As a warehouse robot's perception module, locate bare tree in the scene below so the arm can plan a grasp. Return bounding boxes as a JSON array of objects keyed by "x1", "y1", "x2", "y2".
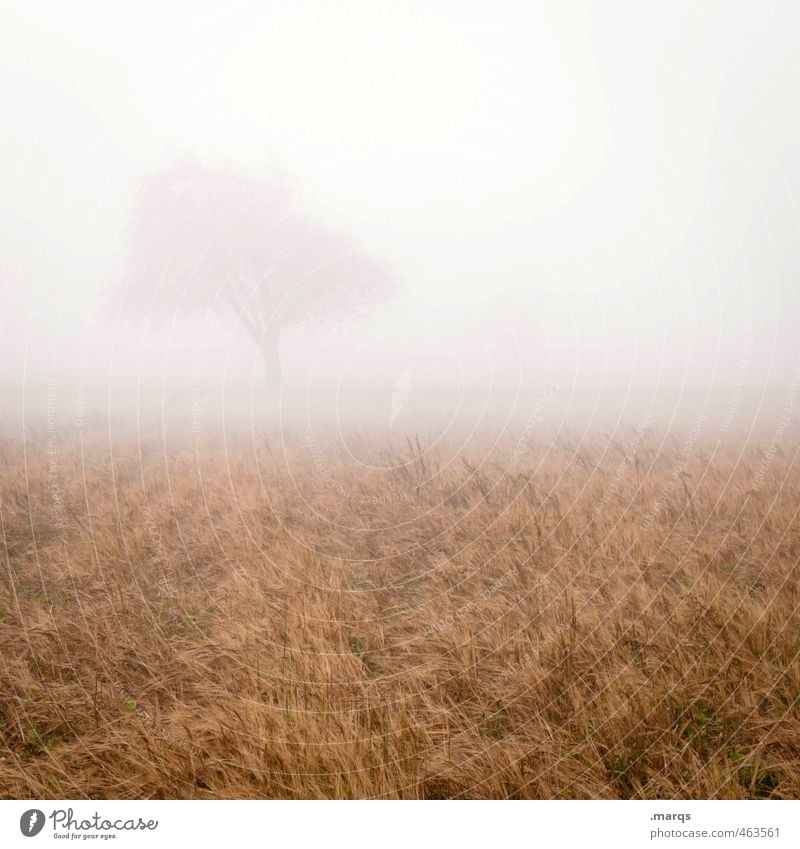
[{"x1": 122, "y1": 160, "x2": 396, "y2": 390}]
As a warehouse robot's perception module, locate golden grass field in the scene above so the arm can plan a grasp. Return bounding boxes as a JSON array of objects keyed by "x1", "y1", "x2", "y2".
[{"x1": 1, "y1": 424, "x2": 799, "y2": 799}]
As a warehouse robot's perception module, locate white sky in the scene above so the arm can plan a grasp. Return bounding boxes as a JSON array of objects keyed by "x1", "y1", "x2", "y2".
[{"x1": 1, "y1": 0, "x2": 799, "y2": 402}]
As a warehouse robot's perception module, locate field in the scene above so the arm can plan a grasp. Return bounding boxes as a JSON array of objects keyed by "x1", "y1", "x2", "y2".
[{"x1": 1, "y1": 424, "x2": 799, "y2": 799}]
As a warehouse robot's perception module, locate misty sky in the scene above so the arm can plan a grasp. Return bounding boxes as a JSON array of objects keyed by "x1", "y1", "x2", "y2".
[{"x1": 1, "y1": 1, "x2": 799, "y2": 404}]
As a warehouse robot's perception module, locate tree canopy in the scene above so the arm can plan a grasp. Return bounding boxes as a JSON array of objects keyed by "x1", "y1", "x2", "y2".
[{"x1": 122, "y1": 160, "x2": 396, "y2": 384}]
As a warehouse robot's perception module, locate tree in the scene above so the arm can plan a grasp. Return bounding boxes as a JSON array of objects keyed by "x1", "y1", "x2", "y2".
[{"x1": 122, "y1": 160, "x2": 395, "y2": 390}]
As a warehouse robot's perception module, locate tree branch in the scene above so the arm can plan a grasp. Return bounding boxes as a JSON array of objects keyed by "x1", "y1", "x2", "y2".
[{"x1": 227, "y1": 278, "x2": 262, "y2": 343}]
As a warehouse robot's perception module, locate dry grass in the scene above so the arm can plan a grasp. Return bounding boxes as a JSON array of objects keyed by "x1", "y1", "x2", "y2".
[{"x1": 1, "y1": 424, "x2": 799, "y2": 799}]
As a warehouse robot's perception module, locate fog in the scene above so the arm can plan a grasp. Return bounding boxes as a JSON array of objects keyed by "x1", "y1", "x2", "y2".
[{"x1": 1, "y1": 1, "x2": 799, "y2": 432}]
